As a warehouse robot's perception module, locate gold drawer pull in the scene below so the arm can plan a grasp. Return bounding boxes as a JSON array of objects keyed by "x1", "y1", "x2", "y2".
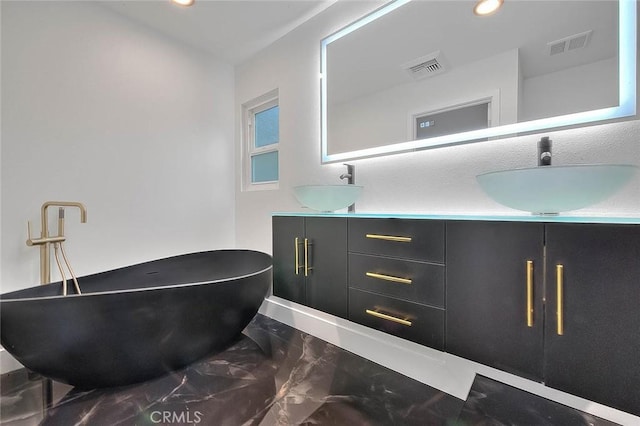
[
  {"x1": 526, "y1": 260, "x2": 534, "y2": 327},
  {"x1": 365, "y1": 234, "x2": 412, "y2": 243},
  {"x1": 365, "y1": 309, "x2": 412, "y2": 327},
  {"x1": 366, "y1": 272, "x2": 412, "y2": 285},
  {"x1": 556, "y1": 264, "x2": 564, "y2": 336}
]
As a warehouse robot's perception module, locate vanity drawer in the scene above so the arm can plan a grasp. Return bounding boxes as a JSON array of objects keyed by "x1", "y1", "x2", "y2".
[
  {"x1": 349, "y1": 288, "x2": 444, "y2": 350},
  {"x1": 348, "y1": 218, "x2": 444, "y2": 263},
  {"x1": 349, "y1": 253, "x2": 444, "y2": 307}
]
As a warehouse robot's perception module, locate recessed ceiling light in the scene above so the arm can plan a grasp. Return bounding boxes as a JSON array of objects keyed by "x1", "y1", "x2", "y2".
[
  {"x1": 172, "y1": 0, "x2": 195, "y2": 6},
  {"x1": 474, "y1": 0, "x2": 503, "y2": 16}
]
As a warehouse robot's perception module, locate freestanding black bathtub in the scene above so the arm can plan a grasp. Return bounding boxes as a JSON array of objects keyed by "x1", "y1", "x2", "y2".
[{"x1": 0, "y1": 250, "x2": 272, "y2": 389}]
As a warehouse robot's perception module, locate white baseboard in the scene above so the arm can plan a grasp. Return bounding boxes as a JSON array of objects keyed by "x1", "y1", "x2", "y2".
[{"x1": 259, "y1": 296, "x2": 640, "y2": 426}]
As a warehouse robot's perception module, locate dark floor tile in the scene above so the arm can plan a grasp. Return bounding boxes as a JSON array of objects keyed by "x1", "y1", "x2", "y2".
[
  {"x1": 1, "y1": 315, "x2": 620, "y2": 426},
  {"x1": 245, "y1": 314, "x2": 306, "y2": 351},
  {"x1": 38, "y1": 334, "x2": 279, "y2": 426},
  {"x1": 301, "y1": 399, "x2": 383, "y2": 425},
  {"x1": 458, "y1": 375, "x2": 620, "y2": 426},
  {"x1": 326, "y1": 352, "x2": 464, "y2": 426}
]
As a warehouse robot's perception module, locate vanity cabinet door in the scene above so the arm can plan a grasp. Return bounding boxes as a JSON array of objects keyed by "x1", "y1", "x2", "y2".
[
  {"x1": 446, "y1": 221, "x2": 545, "y2": 381},
  {"x1": 544, "y1": 224, "x2": 640, "y2": 417},
  {"x1": 304, "y1": 217, "x2": 348, "y2": 318},
  {"x1": 272, "y1": 216, "x2": 305, "y2": 304},
  {"x1": 272, "y1": 216, "x2": 348, "y2": 319}
]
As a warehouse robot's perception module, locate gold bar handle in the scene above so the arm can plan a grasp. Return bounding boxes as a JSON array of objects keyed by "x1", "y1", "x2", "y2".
[
  {"x1": 365, "y1": 309, "x2": 412, "y2": 326},
  {"x1": 304, "y1": 238, "x2": 313, "y2": 277},
  {"x1": 366, "y1": 272, "x2": 412, "y2": 285},
  {"x1": 526, "y1": 260, "x2": 534, "y2": 327},
  {"x1": 365, "y1": 234, "x2": 412, "y2": 243},
  {"x1": 294, "y1": 237, "x2": 301, "y2": 275},
  {"x1": 556, "y1": 264, "x2": 564, "y2": 335}
]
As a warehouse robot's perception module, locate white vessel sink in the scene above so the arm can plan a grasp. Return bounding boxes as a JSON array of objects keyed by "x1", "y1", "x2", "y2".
[
  {"x1": 476, "y1": 164, "x2": 638, "y2": 214},
  {"x1": 293, "y1": 185, "x2": 363, "y2": 212}
]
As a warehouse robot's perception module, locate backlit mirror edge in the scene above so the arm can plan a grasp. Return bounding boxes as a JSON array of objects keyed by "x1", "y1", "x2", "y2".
[{"x1": 320, "y1": 0, "x2": 637, "y2": 164}]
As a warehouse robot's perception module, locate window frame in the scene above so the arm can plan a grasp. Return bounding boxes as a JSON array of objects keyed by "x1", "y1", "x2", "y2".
[{"x1": 242, "y1": 90, "x2": 279, "y2": 191}]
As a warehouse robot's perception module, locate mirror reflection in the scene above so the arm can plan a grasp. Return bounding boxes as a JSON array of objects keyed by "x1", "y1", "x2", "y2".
[{"x1": 322, "y1": 0, "x2": 634, "y2": 163}]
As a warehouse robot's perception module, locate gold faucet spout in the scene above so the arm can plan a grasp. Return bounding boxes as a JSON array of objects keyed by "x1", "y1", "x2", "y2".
[{"x1": 41, "y1": 201, "x2": 87, "y2": 230}]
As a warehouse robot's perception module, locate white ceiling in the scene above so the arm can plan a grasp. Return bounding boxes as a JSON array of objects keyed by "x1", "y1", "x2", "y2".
[
  {"x1": 99, "y1": 0, "x2": 337, "y2": 65},
  {"x1": 98, "y1": 0, "x2": 619, "y2": 102}
]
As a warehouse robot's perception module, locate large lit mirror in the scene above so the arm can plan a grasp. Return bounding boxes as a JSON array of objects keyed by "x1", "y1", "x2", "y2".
[{"x1": 321, "y1": 0, "x2": 636, "y2": 163}]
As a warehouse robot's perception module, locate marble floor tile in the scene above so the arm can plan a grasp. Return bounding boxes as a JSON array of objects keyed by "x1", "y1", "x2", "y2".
[
  {"x1": 458, "y1": 375, "x2": 619, "y2": 426},
  {"x1": 0, "y1": 315, "x2": 462, "y2": 426},
  {"x1": 0, "y1": 315, "x2": 620, "y2": 426}
]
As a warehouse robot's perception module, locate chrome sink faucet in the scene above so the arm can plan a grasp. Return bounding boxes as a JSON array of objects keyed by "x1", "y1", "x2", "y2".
[
  {"x1": 340, "y1": 163, "x2": 355, "y2": 184},
  {"x1": 340, "y1": 163, "x2": 356, "y2": 212}
]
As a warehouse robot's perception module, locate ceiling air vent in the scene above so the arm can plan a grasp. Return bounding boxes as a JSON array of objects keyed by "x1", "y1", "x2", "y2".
[
  {"x1": 402, "y1": 51, "x2": 446, "y2": 80},
  {"x1": 547, "y1": 30, "x2": 593, "y2": 56}
]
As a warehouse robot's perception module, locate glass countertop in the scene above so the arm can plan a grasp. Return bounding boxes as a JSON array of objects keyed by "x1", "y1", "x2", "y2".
[{"x1": 272, "y1": 211, "x2": 640, "y2": 224}]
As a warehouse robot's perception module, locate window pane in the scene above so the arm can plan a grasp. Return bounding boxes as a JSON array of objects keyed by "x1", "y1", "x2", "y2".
[
  {"x1": 255, "y1": 106, "x2": 279, "y2": 148},
  {"x1": 251, "y1": 151, "x2": 279, "y2": 183}
]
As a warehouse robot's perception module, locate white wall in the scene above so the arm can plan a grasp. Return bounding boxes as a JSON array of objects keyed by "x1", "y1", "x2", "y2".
[
  {"x1": 1, "y1": 1, "x2": 236, "y2": 294},
  {"x1": 235, "y1": 1, "x2": 640, "y2": 256}
]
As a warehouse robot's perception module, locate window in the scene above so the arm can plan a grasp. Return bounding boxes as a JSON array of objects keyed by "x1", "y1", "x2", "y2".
[{"x1": 243, "y1": 91, "x2": 279, "y2": 190}]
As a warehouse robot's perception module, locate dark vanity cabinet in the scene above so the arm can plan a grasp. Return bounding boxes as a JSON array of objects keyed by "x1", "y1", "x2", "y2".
[
  {"x1": 273, "y1": 215, "x2": 640, "y2": 417},
  {"x1": 447, "y1": 221, "x2": 640, "y2": 416},
  {"x1": 272, "y1": 216, "x2": 348, "y2": 318}
]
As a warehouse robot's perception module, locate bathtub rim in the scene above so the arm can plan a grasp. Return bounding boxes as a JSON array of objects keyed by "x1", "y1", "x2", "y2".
[{"x1": 0, "y1": 250, "x2": 272, "y2": 303}]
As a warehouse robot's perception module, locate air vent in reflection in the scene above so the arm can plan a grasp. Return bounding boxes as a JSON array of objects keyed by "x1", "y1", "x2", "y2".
[
  {"x1": 547, "y1": 30, "x2": 593, "y2": 56},
  {"x1": 402, "y1": 51, "x2": 446, "y2": 80}
]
